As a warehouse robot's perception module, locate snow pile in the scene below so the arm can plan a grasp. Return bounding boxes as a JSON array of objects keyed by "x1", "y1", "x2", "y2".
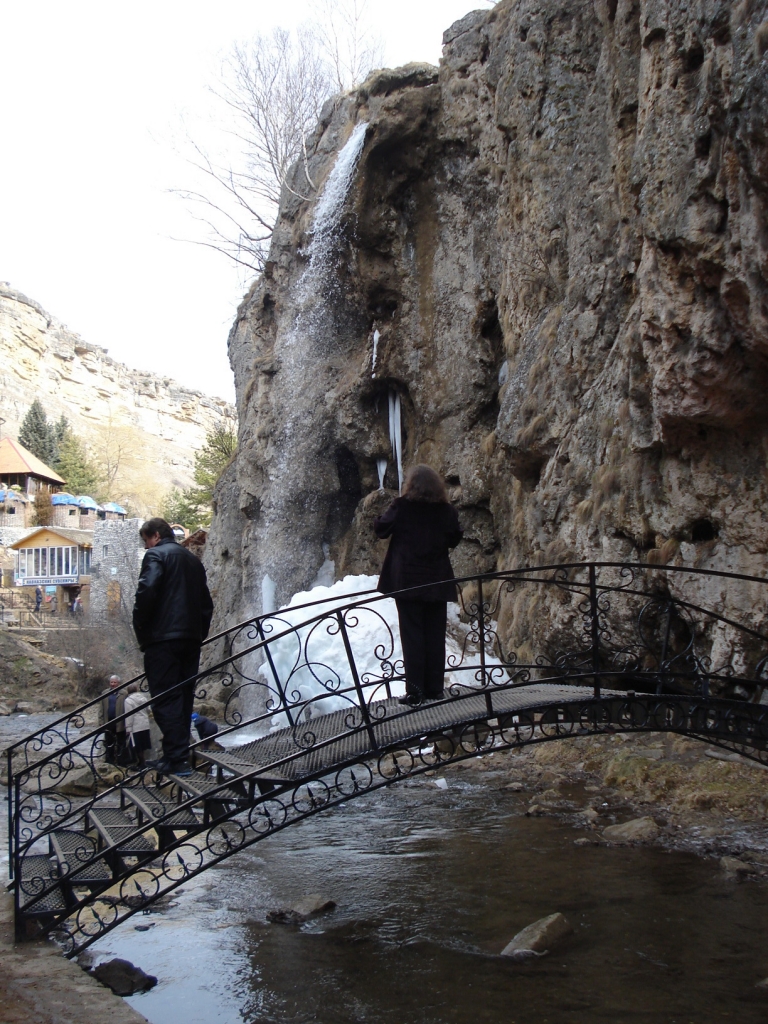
[
  {"x1": 224, "y1": 575, "x2": 507, "y2": 739},
  {"x1": 259, "y1": 575, "x2": 403, "y2": 728}
]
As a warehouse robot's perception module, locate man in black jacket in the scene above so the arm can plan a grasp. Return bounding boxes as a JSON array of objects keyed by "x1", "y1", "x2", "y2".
[{"x1": 133, "y1": 518, "x2": 213, "y2": 776}]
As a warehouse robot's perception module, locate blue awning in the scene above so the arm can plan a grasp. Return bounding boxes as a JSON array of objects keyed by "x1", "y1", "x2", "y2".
[
  {"x1": 75, "y1": 495, "x2": 103, "y2": 510},
  {"x1": 101, "y1": 501, "x2": 127, "y2": 514},
  {"x1": 51, "y1": 493, "x2": 77, "y2": 505}
]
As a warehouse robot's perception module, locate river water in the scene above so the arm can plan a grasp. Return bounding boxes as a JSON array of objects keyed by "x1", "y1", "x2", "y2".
[{"x1": 4, "y1": 715, "x2": 768, "y2": 1023}]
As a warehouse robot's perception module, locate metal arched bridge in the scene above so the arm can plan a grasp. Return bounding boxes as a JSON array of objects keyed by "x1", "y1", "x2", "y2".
[{"x1": 6, "y1": 562, "x2": 768, "y2": 955}]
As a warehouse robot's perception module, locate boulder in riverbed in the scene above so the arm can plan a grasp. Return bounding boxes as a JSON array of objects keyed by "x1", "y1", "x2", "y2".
[
  {"x1": 92, "y1": 958, "x2": 157, "y2": 995},
  {"x1": 267, "y1": 894, "x2": 337, "y2": 924},
  {"x1": 720, "y1": 856, "x2": 752, "y2": 879},
  {"x1": 602, "y1": 817, "x2": 659, "y2": 844},
  {"x1": 501, "y1": 912, "x2": 573, "y2": 957}
]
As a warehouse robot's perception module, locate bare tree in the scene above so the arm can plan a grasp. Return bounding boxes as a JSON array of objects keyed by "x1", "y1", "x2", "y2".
[
  {"x1": 312, "y1": 0, "x2": 385, "y2": 92},
  {"x1": 174, "y1": 3, "x2": 384, "y2": 275},
  {"x1": 177, "y1": 27, "x2": 333, "y2": 273}
]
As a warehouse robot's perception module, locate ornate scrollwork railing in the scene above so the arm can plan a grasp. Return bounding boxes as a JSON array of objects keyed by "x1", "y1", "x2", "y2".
[{"x1": 6, "y1": 562, "x2": 768, "y2": 954}]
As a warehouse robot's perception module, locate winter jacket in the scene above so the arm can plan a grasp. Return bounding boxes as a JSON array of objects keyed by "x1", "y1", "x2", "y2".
[
  {"x1": 123, "y1": 691, "x2": 151, "y2": 736},
  {"x1": 374, "y1": 497, "x2": 463, "y2": 602},
  {"x1": 132, "y1": 537, "x2": 213, "y2": 651},
  {"x1": 193, "y1": 715, "x2": 219, "y2": 740},
  {"x1": 101, "y1": 690, "x2": 126, "y2": 733}
]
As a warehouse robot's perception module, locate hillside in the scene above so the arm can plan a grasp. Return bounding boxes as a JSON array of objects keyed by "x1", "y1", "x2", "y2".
[{"x1": 0, "y1": 283, "x2": 236, "y2": 513}]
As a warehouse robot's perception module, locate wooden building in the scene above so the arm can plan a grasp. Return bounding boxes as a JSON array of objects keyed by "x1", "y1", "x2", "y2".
[{"x1": 10, "y1": 526, "x2": 92, "y2": 612}]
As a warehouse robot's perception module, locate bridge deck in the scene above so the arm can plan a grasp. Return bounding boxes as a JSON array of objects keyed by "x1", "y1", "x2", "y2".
[{"x1": 198, "y1": 683, "x2": 616, "y2": 784}]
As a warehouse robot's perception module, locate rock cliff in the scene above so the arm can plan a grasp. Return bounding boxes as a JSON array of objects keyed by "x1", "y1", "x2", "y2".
[
  {"x1": 207, "y1": 0, "x2": 768, "y2": 651},
  {"x1": 0, "y1": 284, "x2": 236, "y2": 509}
]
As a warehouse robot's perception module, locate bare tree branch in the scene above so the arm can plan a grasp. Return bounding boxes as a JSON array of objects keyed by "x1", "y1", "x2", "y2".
[{"x1": 172, "y1": 8, "x2": 384, "y2": 276}]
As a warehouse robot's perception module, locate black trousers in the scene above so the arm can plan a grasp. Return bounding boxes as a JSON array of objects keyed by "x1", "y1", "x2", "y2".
[
  {"x1": 396, "y1": 600, "x2": 447, "y2": 699},
  {"x1": 144, "y1": 640, "x2": 201, "y2": 763}
]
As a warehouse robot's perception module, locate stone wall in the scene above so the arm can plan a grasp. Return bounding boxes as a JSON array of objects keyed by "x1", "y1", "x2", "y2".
[
  {"x1": 89, "y1": 519, "x2": 143, "y2": 620},
  {"x1": 206, "y1": 0, "x2": 768, "y2": 660},
  {"x1": 0, "y1": 284, "x2": 237, "y2": 512}
]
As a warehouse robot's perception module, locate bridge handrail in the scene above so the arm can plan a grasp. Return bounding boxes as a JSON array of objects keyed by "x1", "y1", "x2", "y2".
[
  {"x1": 8, "y1": 560, "x2": 768, "y2": 781},
  {"x1": 8, "y1": 559, "x2": 768, "y2": 762},
  {"x1": 8, "y1": 559, "x2": 768, "y2": 947},
  {"x1": 8, "y1": 562, "x2": 768, "y2": 806}
]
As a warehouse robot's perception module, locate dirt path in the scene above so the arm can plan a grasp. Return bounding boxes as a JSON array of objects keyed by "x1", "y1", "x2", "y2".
[{"x1": 0, "y1": 893, "x2": 148, "y2": 1024}]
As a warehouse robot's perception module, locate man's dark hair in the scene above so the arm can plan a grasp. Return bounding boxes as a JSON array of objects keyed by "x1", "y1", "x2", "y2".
[{"x1": 139, "y1": 517, "x2": 174, "y2": 540}]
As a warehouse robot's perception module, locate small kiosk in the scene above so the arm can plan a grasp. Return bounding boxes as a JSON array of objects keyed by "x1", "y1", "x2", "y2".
[{"x1": 10, "y1": 526, "x2": 93, "y2": 614}]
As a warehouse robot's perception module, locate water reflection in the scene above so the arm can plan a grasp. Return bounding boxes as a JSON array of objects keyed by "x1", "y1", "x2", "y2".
[{"x1": 125, "y1": 778, "x2": 768, "y2": 1023}]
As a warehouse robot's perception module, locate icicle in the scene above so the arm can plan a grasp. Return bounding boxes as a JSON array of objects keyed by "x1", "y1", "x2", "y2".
[
  {"x1": 371, "y1": 329, "x2": 379, "y2": 377},
  {"x1": 377, "y1": 458, "x2": 387, "y2": 490},
  {"x1": 388, "y1": 390, "x2": 404, "y2": 493},
  {"x1": 261, "y1": 574, "x2": 276, "y2": 615}
]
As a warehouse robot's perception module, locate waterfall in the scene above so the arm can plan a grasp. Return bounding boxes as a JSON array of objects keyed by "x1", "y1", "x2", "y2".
[
  {"x1": 388, "y1": 391, "x2": 404, "y2": 493},
  {"x1": 302, "y1": 121, "x2": 369, "y2": 285},
  {"x1": 377, "y1": 457, "x2": 387, "y2": 490},
  {"x1": 371, "y1": 329, "x2": 379, "y2": 377}
]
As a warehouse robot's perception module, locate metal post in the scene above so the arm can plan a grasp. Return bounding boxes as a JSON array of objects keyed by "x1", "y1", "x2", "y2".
[
  {"x1": 589, "y1": 564, "x2": 601, "y2": 699},
  {"x1": 7, "y1": 746, "x2": 13, "y2": 881},
  {"x1": 256, "y1": 619, "x2": 295, "y2": 728},
  {"x1": 336, "y1": 610, "x2": 378, "y2": 751},
  {"x1": 657, "y1": 601, "x2": 673, "y2": 696},
  {"x1": 477, "y1": 578, "x2": 494, "y2": 717}
]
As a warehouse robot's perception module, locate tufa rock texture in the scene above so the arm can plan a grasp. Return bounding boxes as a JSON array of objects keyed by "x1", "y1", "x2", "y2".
[
  {"x1": 207, "y1": 0, "x2": 768, "y2": 654},
  {"x1": 0, "y1": 284, "x2": 236, "y2": 509}
]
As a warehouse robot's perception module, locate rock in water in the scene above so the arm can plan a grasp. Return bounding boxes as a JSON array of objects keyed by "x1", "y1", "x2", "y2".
[
  {"x1": 720, "y1": 856, "x2": 752, "y2": 879},
  {"x1": 268, "y1": 894, "x2": 337, "y2": 924},
  {"x1": 602, "y1": 817, "x2": 660, "y2": 844},
  {"x1": 501, "y1": 912, "x2": 573, "y2": 956},
  {"x1": 92, "y1": 958, "x2": 157, "y2": 996}
]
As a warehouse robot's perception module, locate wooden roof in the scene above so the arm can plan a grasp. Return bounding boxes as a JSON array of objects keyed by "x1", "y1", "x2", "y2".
[
  {"x1": 0, "y1": 437, "x2": 65, "y2": 484},
  {"x1": 10, "y1": 527, "x2": 93, "y2": 550}
]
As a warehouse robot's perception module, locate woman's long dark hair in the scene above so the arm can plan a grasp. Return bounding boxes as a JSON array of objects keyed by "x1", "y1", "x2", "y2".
[{"x1": 402, "y1": 464, "x2": 449, "y2": 503}]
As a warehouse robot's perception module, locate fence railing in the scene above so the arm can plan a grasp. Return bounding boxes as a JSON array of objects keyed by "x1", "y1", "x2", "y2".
[{"x1": 7, "y1": 562, "x2": 768, "y2": 946}]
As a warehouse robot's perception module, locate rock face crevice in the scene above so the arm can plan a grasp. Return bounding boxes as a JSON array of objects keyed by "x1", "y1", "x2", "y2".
[{"x1": 208, "y1": 0, "x2": 768, "y2": 655}]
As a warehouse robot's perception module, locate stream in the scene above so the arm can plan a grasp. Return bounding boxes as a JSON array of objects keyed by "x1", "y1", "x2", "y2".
[{"x1": 4, "y1": 714, "x2": 768, "y2": 1023}]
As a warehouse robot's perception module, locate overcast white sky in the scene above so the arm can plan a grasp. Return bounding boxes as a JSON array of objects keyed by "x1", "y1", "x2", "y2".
[{"x1": 0, "y1": 1, "x2": 487, "y2": 404}]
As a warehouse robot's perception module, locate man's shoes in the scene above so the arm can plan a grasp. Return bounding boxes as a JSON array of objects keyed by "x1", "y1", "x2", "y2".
[
  {"x1": 398, "y1": 694, "x2": 423, "y2": 707},
  {"x1": 424, "y1": 691, "x2": 446, "y2": 702},
  {"x1": 147, "y1": 758, "x2": 193, "y2": 777}
]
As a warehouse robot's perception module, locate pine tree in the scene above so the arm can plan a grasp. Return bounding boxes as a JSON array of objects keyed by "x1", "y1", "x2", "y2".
[
  {"x1": 55, "y1": 434, "x2": 101, "y2": 497},
  {"x1": 18, "y1": 400, "x2": 57, "y2": 466},
  {"x1": 160, "y1": 426, "x2": 236, "y2": 530}
]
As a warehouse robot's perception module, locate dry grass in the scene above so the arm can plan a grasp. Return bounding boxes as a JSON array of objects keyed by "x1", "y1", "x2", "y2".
[
  {"x1": 481, "y1": 431, "x2": 497, "y2": 457},
  {"x1": 646, "y1": 537, "x2": 680, "y2": 565},
  {"x1": 517, "y1": 414, "x2": 548, "y2": 449},
  {"x1": 576, "y1": 498, "x2": 594, "y2": 522},
  {"x1": 593, "y1": 465, "x2": 621, "y2": 507}
]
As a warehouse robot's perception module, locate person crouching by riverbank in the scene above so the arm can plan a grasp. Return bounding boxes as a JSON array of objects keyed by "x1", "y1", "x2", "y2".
[
  {"x1": 191, "y1": 711, "x2": 219, "y2": 750},
  {"x1": 124, "y1": 682, "x2": 152, "y2": 766},
  {"x1": 374, "y1": 465, "x2": 463, "y2": 707}
]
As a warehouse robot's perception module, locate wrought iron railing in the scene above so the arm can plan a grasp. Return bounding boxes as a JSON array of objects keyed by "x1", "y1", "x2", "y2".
[{"x1": 6, "y1": 562, "x2": 768, "y2": 954}]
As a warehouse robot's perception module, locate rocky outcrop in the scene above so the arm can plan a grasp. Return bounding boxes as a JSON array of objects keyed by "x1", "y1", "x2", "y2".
[
  {"x1": 0, "y1": 285, "x2": 236, "y2": 507},
  {"x1": 207, "y1": 0, "x2": 768, "y2": 651}
]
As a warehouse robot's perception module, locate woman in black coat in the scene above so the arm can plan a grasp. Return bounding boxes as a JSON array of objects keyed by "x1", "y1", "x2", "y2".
[{"x1": 374, "y1": 465, "x2": 463, "y2": 706}]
